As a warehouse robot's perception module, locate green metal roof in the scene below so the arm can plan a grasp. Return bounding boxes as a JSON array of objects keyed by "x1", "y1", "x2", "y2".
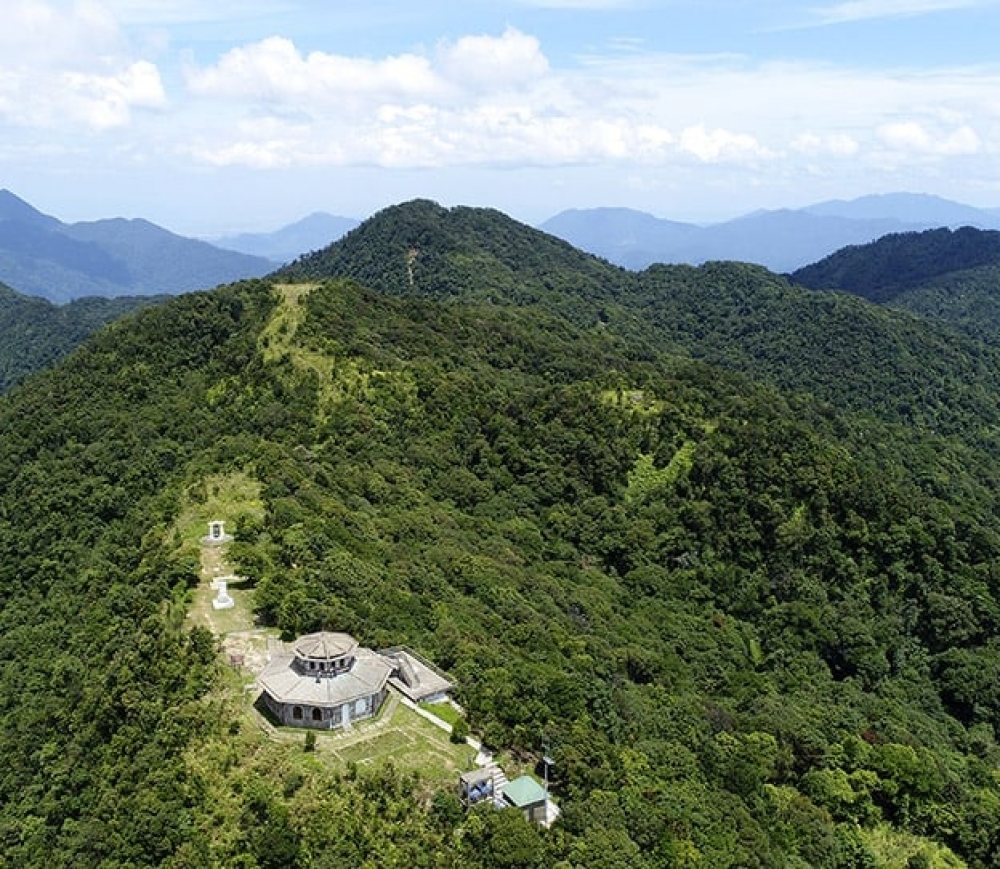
[{"x1": 502, "y1": 776, "x2": 547, "y2": 807}]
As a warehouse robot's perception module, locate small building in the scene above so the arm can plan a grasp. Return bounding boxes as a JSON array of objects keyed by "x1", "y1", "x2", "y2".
[
  {"x1": 459, "y1": 768, "x2": 495, "y2": 807},
  {"x1": 380, "y1": 646, "x2": 454, "y2": 703},
  {"x1": 201, "y1": 520, "x2": 233, "y2": 546},
  {"x1": 502, "y1": 776, "x2": 549, "y2": 825},
  {"x1": 258, "y1": 631, "x2": 392, "y2": 730}
]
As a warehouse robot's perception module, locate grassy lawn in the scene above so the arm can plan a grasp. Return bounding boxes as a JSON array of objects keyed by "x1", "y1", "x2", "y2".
[
  {"x1": 175, "y1": 470, "x2": 266, "y2": 637},
  {"x1": 229, "y1": 692, "x2": 476, "y2": 788},
  {"x1": 316, "y1": 698, "x2": 476, "y2": 786},
  {"x1": 174, "y1": 470, "x2": 265, "y2": 547},
  {"x1": 419, "y1": 700, "x2": 463, "y2": 728}
]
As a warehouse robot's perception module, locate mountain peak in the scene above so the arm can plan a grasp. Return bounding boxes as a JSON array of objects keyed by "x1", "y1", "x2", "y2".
[
  {"x1": 0, "y1": 189, "x2": 60, "y2": 227},
  {"x1": 274, "y1": 198, "x2": 627, "y2": 309}
]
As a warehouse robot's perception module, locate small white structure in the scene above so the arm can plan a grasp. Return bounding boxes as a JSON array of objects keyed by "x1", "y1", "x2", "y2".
[
  {"x1": 212, "y1": 579, "x2": 235, "y2": 610},
  {"x1": 201, "y1": 520, "x2": 233, "y2": 546}
]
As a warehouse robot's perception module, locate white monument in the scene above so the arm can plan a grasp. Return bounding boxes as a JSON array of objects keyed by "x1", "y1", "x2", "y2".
[
  {"x1": 212, "y1": 579, "x2": 235, "y2": 610},
  {"x1": 201, "y1": 520, "x2": 233, "y2": 546}
]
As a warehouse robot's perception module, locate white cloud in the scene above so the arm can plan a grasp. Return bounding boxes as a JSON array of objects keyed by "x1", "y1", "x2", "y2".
[
  {"x1": 64, "y1": 60, "x2": 166, "y2": 129},
  {"x1": 0, "y1": 0, "x2": 164, "y2": 130},
  {"x1": 185, "y1": 35, "x2": 442, "y2": 106},
  {"x1": 877, "y1": 120, "x2": 982, "y2": 154},
  {"x1": 436, "y1": 27, "x2": 550, "y2": 92},
  {"x1": 7, "y1": 3, "x2": 1000, "y2": 213},
  {"x1": 186, "y1": 27, "x2": 550, "y2": 106},
  {"x1": 178, "y1": 35, "x2": 1000, "y2": 182},
  {"x1": 679, "y1": 125, "x2": 770, "y2": 163},
  {"x1": 809, "y1": 0, "x2": 982, "y2": 25},
  {"x1": 0, "y1": 0, "x2": 126, "y2": 67},
  {"x1": 792, "y1": 132, "x2": 860, "y2": 156}
]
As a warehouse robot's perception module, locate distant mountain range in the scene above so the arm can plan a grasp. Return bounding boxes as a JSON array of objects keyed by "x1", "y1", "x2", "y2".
[
  {"x1": 5, "y1": 188, "x2": 1000, "y2": 302},
  {"x1": 540, "y1": 193, "x2": 1000, "y2": 272},
  {"x1": 0, "y1": 190, "x2": 275, "y2": 302},
  {"x1": 211, "y1": 212, "x2": 360, "y2": 264}
]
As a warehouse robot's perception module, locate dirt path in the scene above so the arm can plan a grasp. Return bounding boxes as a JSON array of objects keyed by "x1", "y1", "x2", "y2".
[{"x1": 189, "y1": 538, "x2": 277, "y2": 675}]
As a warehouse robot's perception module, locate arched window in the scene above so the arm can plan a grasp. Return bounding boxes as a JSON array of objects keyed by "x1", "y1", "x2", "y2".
[
  {"x1": 292, "y1": 706, "x2": 303, "y2": 720},
  {"x1": 312, "y1": 708, "x2": 323, "y2": 722}
]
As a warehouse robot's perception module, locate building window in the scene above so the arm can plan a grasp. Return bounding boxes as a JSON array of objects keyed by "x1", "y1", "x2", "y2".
[
  {"x1": 292, "y1": 706, "x2": 303, "y2": 720},
  {"x1": 312, "y1": 708, "x2": 323, "y2": 722}
]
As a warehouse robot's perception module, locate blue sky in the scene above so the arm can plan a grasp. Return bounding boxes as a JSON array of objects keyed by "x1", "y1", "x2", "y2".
[{"x1": 3, "y1": 0, "x2": 1000, "y2": 234}]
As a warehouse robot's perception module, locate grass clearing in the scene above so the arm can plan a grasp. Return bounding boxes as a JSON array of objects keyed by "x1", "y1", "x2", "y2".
[
  {"x1": 176, "y1": 459, "x2": 475, "y2": 796},
  {"x1": 419, "y1": 700, "x2": 463, "y2": 728},
  {"x1": 860, "y1": 824, "x2": 966, "y2": 868},
  {"x1": 326, "y1": 699, "x2": 476, "y2": 786}
]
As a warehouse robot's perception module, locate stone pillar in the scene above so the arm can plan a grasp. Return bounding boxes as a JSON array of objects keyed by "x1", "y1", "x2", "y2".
[{"x1": 212, "y1": 580, "x2": 235, "y2": 610}]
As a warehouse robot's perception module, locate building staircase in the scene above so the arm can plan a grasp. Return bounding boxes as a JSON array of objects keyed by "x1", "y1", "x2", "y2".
[{"x1": 488, "y1": 763, "x2": 508, "y2": 803}]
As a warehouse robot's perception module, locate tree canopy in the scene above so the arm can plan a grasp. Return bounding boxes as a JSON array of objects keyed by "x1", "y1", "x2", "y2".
[{"x1": 3, "y1": 202, "x2": 1000, "y2": 866}]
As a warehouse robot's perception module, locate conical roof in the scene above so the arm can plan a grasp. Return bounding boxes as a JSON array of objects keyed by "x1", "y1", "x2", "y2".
[{"x1": 293, "y1": 631, "x2": 358, "y2": 661}]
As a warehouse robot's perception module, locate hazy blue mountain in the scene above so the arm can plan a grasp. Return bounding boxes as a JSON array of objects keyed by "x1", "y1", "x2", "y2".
[
  {"x1": 0, "y1": 189, "x2": 274, "y2": 302},
  {"x1": 213, "y1": 212, "x2": 359, "y2": 263},
  {"x1": 0, "y1": 189, "x2": 62, "y2": 229},
  {"x1": 538, "y1": 207, "x2": 699, "y2": 269},
  {"x1": 541, "y1": 193, "x2": 999, "y2": 271},
  {"x1": 803, "y1": 192, "x2": 1000, "y2": 228},
  {"x1": 671, "y1": 210, "x2": 923, "y2": 272}
]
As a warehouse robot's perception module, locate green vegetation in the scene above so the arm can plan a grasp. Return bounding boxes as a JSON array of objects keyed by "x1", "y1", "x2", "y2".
[
  {"x1": 282, "y1": 201, "x2": 1000, "y2": 447},
  {"x1": 0, "y1": 281, "x2": 160, "y2": 392},
  {"x1": 790, "y1": 226, "x2": 1000, "y2": 304},
  {"x1": 789, "y1": 226, "x2": 1000, "y2": 352},
  {"x1": 5, "y1": 203, "x2": 1000, "y2": 865}
]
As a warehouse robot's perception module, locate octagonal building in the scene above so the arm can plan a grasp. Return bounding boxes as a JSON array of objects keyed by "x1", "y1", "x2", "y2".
[{"x1": 258, "y1": 631, "x2": 392, "y2": 729}]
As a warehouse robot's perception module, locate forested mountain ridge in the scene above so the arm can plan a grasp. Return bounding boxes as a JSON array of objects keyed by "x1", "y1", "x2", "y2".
[
  {"x1": 281, "y1": 200, "x2": 1000, "y2": 448},
  {"x1": 0, "y1": 281, "x2": 163, "y2": 392},
  {"x1": 790, "y1": 227, "x2": 1000, "y2": 349},
  {"x1": 875, "y1": 262, "x2": 1000, "y2": 348},
  {"x1": 631, "y1": 261, "x2": 1000, "y2": 441},
  {"x1": 4, "y1": 264, "x2": 1000, "y2": 864},
  {"x1": 278, "y1": 198, "x2": 633, "y2": 308},
  {"x1": 790, "y1": 226, "x2": 1000, "y2": 303}
]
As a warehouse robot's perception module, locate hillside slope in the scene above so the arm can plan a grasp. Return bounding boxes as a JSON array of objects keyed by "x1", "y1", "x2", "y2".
[
  {"x1": 4, "y1": 218, "x2": 1000, "y2": 862},
  {"x1": 0, "y1": 281, "x2": 162, "y2": 392},
  {"x1": 789, "y1": 226, "x2": 1000, "y2": 303},
  {"x1": 281, "y1": 200, "x2": 1000, "y2": 447}
]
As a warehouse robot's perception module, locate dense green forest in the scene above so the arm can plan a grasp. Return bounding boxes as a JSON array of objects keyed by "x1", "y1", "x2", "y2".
[
  {"x1": 789, "y1": 227, "x2": 1000, "y2": 304},
  {"x1": 790, "y1": 225, "x2": 1000, "y2": 352},
  {"x1": 283, "y1": 202, "x2": 1000, "y2": 445},
  {"x1": 0, "y1": 282, "x2": 162, "y2": 392},
  {"x1": 4, "y1": 202, "x2": 1000, "y2": 866}
]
